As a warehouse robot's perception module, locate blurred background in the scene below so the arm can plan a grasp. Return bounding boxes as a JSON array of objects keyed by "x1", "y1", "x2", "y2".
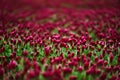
[
  {"x1": 0, "y1": 0, "x2": 120, "y2": 27},
  {"x1": 0, "y1": 0, "x2": 120, "y2": 10}
]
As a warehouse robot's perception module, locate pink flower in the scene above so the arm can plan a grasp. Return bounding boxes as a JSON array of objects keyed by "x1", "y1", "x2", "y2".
[
  {"x1": 63, "y1": 67, "x2": 72, "y2": 74},
  {"x1": 52, "y1": 69, "x2": 63, "y2": 80},
  {"x1": 34, "y1": 68, "x2": 40, "y2": 76},
  {"x1": 70, "y1": 75, "x2": 77, "y2": 80},
  {"x1": 40, "y1": 58, "x2": 46, "y2": 64},
  {"x1": 22, "y1": 50, "x2": 28, "y2": 56},
  {"x1": 7, "y1": 60, "x2": 17, "y2": 69},
  {"x1": 52, "y1": 34, "x2": 60, "y2": 39},
  {"x1": 109, "y1": 75, "x2": 117, "y2": 80},
  {"x1": 0, "y1": 67, "x2": 4, "y2": 76},
  {"x1": 44, "y1": 46, "x2": 51, "y2": 56},
  {"x1": 78, "y1": 66, "x2": 83, "y2": 72},
  {"x1": 68, "y1": 61, "x2": 74, "y2": 67},
  {"x1": 27, "y1": 70, "x2": 35, "y2": 79},
  {"x1": 54, "y1": 57, "x2": 62, "y2": 64},
  {"x1": 100, "y1": 73, "x2": 107, "y2": 80},
  {"x1": 109, "y1": 53, "x2": 114, "y2": 62},
  {"x1": 42, "y1": 71, "x2": 53, "y2": 79},
  {"x1": 24, "y1": 58, "x2": 31, "y2": 71},
  {"x1": 84, "y1": 61, "x2": 89, "y2": 69},
  {"x1": 97, "y1": 59, "x2": 104, "y2": 66},
  {"x1": 15, "y1": 71, "x2": 22, "y2": 80}
]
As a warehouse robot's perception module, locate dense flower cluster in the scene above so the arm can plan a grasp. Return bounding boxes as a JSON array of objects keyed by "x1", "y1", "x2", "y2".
[{"x1": 0, "y1": 0, "x2": 120, "y2": 80}]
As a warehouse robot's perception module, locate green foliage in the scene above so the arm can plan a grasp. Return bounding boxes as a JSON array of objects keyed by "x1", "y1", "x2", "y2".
[
  {"x1": 4, "y1": 44, "x2": 11, "y2": 57},
  {"x1": 112, "y1": 55, "x2": 118, "y2": 65}
]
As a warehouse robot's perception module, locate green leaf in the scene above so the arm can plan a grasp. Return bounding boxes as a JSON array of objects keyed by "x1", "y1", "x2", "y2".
[
  {"x1": 6, "y1": 56, "x2": 10, "y2": 62},
  {"x1": 83, "y1": 48, "x2": 89, "y2": 55},
  {"x1": 39, "y1": 75, "x2": 45, "y2": 80},
  {"x1": 37, "y1": 46, "x2": 44, "y2": 57},
  {"x1": 96, "y1": 51, "x2": 101, "y2": 57},
  {"x1": 118, "y1": 47, "x2": 120, "y2": 54},
  {"x1": 107, "y1": 73, "x2": 111, "y2": 79},
  {"x1": 90, "y1": 32, "x2": 97, "y2": 41},
  {"x1": 4, "y1": 44, "x2": 11, "y2": 57},
  {"x1": 5, "y1": 49, "x2": 11, "y2": 57},
  {"x1": 112, "y1": 55, "x2": 118, "y2": 65},
  {"x1": 86, "y1": 75, "x2": 93, "y2": 80},
  {"x1": 77, "y1": 71, "x2": 86, "y2": 80},
  {"x1": 17, "y1": 64, "x2": 23, "y2": 71},
  {"x1": 16, "y1": 48, "x2": 22, "y2": 56},
  {"x1": 91, "y1": 55, "x2": 94, "y2": 62},
  {"x1": 61, "y1": 48, "x2": 67, "y2": 58}
]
